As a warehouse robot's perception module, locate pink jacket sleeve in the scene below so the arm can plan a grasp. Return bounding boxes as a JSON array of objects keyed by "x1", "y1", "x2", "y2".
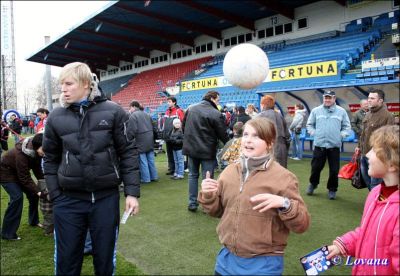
[
  {"x1": 389, "y1": 216, "x2": 400, "y2": 274},
  {"x1": 337, "y1": 226, "x2": 362, "y2": 256},
  {"x1": 337, "y1": 190, "x2": 377, "y2": 256}
]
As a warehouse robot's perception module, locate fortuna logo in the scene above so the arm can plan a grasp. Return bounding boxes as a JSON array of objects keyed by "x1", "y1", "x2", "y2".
[{"x1": 99, "y1": 120, "x2": 109, "y2": 126}]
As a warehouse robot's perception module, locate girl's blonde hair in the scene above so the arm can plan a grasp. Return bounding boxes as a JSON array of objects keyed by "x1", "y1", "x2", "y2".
[
  {"x1": 369, "y1": 125, "x2": 399, "y2": 171},
  {"x1": 59, "y1": 62, "x2": 93, "y2": 88},
  {"x1": 244, "y1": 117, "x2": 276, "y2": 148}
]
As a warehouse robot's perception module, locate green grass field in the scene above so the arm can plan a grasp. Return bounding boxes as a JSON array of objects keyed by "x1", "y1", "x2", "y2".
[{"x1": 1, "y1": 137, "x2": 368, "y2": 275}]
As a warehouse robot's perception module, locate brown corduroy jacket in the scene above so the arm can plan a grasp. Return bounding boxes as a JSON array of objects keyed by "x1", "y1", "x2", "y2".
[
  {"x1": 358, "y1": 105, "x2": 395, "y2": 155},
  {"x1": 199, "y1": 159, "x2": 310, "y2": 257}
]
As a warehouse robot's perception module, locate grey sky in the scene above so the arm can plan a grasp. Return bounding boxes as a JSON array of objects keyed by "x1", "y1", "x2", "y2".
[{"x1": 13, "y1": 1, "x2": 112, "y2": 104}]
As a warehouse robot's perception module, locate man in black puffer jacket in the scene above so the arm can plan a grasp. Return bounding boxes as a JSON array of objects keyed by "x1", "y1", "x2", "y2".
[
  {"x1": 43, "y1": 62, "x2": 140, "y2": 276},
  {"x1": 182, "y1": 90, "x2": 228, "y2": 212}
]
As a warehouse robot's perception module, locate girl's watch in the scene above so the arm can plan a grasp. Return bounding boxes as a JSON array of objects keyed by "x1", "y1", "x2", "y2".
[{"x1": 279, "y1": 197, "x2": 291, "y2": 211}]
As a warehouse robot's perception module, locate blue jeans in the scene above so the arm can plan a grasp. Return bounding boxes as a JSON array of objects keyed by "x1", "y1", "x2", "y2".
[
  {"x1": 360, "y1": 155, "x2": 382, "y2": 191},
  {"x1": 173, "y1": 150, "x2": 184, "y2": 177},
  {"x1": 84, "y1": 231, "x2": 92, "y2": 254},
  {"x1": 139, "y1": 151, "x2": 158, "y2": 183},
  {"x1": 215, "y1": 247, "x2": 284, "y2": 275},
  {"x1": 13, "y1": 134, "x2": 20, "y2": 144},
  {"x1": 1, "y1": 182, "x2": 39, "y2": 239},
  {"x1": 291, "y1": 133, "x2": 303, "y2": 159},
  {"x1": 188, "y1": 157, "x2": 215, "y2": 207}
]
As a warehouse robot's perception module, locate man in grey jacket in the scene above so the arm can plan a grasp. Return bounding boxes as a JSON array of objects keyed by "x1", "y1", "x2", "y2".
[
  {"x1": 351, "y1": 99, "x2": 368, "y2": 137},
  {"x1": 306, "y1": 90, "x2": 351, "y2": 200},
  {"x1": 128, "y1": 100, "x2": 158, "y2": 184}
]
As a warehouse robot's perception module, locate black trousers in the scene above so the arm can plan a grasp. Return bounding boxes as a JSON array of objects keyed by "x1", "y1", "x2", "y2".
[
  {"x1": 166, "y1": 141, "x2": 175, "y2": 173},
  {"x1": 53, "y1": 193, "x2": 120, "y2": 276},
  {"x1": 309, "y1": 146, "x2": 340, "y2": 192}
]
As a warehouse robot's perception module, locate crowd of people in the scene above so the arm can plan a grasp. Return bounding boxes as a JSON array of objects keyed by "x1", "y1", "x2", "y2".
[{"x1": 0, "y1": 61, "x2": 398, "y2": 275}]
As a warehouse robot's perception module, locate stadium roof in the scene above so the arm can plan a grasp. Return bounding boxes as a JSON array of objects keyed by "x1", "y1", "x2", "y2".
[{"x1": 27, "y1": 0, "x2": 345, "y2": 71}]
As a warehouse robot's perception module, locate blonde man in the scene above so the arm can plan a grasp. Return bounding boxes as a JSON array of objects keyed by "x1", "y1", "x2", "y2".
[{"x1": 43, "y1": 62, "x2": 140, "y2": 275}]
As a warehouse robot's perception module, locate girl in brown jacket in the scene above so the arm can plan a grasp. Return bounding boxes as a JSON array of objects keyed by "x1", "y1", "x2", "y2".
[{"x1": 199, "y1": 117, "x2": 310, "y2": 275}]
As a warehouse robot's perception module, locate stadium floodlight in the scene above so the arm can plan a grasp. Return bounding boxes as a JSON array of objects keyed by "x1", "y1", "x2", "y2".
[
  {"x1": 64, "y1": 40, "x2": 70, "y2": 49},
  {"x1": 43, "y1": 54, "x2": 48, "y2": 61}
]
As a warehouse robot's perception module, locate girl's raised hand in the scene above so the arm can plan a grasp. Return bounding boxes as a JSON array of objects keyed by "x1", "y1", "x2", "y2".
[
  {"x1": 250, "y1": 193, "x2": 285, "y2": 212},
  {"x1": 201, "y1": 171, "x2": 219, "y2": 194}
]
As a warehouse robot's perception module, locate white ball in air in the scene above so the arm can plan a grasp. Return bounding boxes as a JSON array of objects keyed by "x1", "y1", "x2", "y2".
[{"x1": 223, "y1": 43, "x2": 269, "y2": 90}]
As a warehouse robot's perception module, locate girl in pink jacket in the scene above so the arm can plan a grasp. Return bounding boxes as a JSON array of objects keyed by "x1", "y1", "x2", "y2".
[{"x1": 327, "y1": 125, "x2": 399, "y2": 275}]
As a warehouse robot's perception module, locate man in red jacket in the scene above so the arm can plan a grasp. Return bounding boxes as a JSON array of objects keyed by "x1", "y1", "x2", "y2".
[{"x1": 163, "y1": 96, "x2": 184, "y2": 175}]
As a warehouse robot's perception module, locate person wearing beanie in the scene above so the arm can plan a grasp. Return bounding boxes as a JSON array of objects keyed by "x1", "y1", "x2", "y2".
[{"x1": 167, "y1": 118, "x2": 184, "y2": 180}]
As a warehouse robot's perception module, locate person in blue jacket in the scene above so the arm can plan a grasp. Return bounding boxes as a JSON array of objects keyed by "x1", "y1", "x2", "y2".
[{"x1": 306, "y1": 90, "x2": 351, "y2": 200}]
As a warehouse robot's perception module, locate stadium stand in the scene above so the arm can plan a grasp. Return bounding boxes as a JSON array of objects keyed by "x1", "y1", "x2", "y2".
[
  {"x1": 190, "y1": 29, "x2": 381, "y2": 83},
  {"x1": 371, "y1": 10, "x2": 400, "y2": 34},
  {"x1": 110, "y1": 57, "x2": 212, "y2": 111},
  {"x1": 176, "y1": 26, "x2": 391, "y2": 110},
  {"x1": 98, "y1": 73, "x2": 136, "y2": 99}
]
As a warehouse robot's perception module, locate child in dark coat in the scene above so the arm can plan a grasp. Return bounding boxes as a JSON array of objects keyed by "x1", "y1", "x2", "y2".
[{"x1": 168, "y1": 119, "x2": 184, "y2": 179}]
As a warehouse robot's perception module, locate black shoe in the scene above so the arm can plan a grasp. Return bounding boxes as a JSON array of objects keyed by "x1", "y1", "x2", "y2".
[
  {"x1": 166, "y1": 171, "x2": 174, "y2": 175},
  {"x1": 188, "y1": 205, "x2": 198, "y2": 212},
  {"x1": 1, "y1": 236, "x2": 21, "y2": 241}
]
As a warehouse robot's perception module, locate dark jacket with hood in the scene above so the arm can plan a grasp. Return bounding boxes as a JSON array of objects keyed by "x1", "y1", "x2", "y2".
[
  {"x1": 0, "y1": 136, "x2": 42, "y2": 194},
  {"x1": 168, "y1": 128, "x2": 184, "y2": 151},
  {"x1": 42, "y1": 84, "x2": 140, "y2": 201},
  {"x1": 10, "y1": 118, "x2": 22, "y2": 134},
  {"x1": 182, "y1": 99, "x2": 229, "y2": 160},
  {"x1": 127, "y1": 109, "x2": 155, "y2": 153},
  {"x1": 229, "y1": 113, "x2": 251, "y2": 130}
]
